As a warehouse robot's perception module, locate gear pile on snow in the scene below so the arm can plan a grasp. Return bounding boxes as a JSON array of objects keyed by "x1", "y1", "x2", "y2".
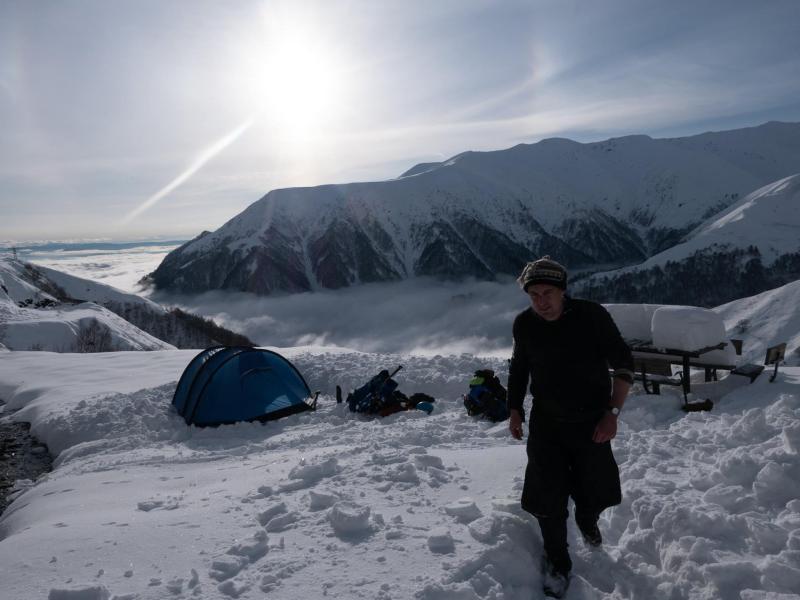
[
  {"x1": 463, "y1": 369, "x2": 509, "y2": 422},
  {"x1": 341, "y1": 366, "x2": 435, "y2": 416}
]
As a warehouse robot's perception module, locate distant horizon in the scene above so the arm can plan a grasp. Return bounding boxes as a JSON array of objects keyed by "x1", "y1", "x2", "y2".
[
  {"x1": 4, "y1": 118, "x2": 799, "y2": 244},
  {"x1": 1, "y1": 237, "x2": 189, "y2": 249}
]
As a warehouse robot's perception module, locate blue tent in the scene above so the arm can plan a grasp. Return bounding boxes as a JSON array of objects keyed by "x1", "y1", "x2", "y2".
[{"x1": 172, "y1": 346, "x2": 317, "y2": 426}]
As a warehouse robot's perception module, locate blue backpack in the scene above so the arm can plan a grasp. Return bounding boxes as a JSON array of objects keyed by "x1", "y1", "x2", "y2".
[{"x1": 463, "y1": 369, "x2": 509, "y2": 422}]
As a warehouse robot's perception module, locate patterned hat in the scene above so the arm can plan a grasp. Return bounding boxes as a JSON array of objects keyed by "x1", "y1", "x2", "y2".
[{"x1": 517, "y1": 256, "x2": 567, "y2": 291}]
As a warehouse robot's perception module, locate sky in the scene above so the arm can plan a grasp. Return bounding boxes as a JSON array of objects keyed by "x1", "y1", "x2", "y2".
[{"x1": 2, "y1": 0, "x2": 800, "y2": 242}]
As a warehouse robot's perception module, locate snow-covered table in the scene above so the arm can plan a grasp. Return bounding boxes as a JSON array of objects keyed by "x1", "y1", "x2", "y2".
[
  {"x1": 626, "y1": 340, "x2": 731, "y2": 410},
  {"x1": 606, "y1": 304, "x2": 739, "y2": 410}
]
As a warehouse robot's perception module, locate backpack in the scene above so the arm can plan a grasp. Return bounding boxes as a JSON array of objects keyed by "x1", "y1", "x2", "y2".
[
  {"x1": 463, "y1": 369, "x2": 509, "y2": 422},
  {"x1": 343, "y1": 367, "x2": 435, "y2": 416},
  {"x1": 346, "y1": 368, "x2": 400, "y2": 414}
]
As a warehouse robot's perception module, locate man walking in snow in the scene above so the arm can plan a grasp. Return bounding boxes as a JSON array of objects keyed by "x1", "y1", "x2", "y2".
[{"x1": 507, "y1": 256, "x2": 634, "y2": 597}]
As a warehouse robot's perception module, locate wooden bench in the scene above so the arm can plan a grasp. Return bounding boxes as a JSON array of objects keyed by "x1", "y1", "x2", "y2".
[
  {"x1": 729, "y1": 342, "x2": 786, "y2": 383},
  {"x1": 632, "y1": 356, "x2": 682, "y2": 395},
  {"x1": 625, "y1": 341, "x2": 730, "y2": 411},
  {"x1": 624, "y1": 340, "x2": 787, "y2": 411}
]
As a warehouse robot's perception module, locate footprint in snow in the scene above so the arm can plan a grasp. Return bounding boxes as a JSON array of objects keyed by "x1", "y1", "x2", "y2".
[
  {"x1": 427, "y1": 528, "x2": 455, "y2": 554},
  {"x1": 208, "y1": 556, "x2": 249, "y2": 582},
  {"x1": 256, "y1": 501, "x2": 287, "y2": 526},
  {"x1": 414, "y1": 455, "x2": 445, "y2": 470},
  {"x1": 165, "y1": 577, "x2": 184, "y2": 594},
  {"x1": 443, "y1": 498, "x2": 483, "y2": 523},
  {"x1": 218, "y1": 579, "x2": 250, "y2": 598},
  {"x1": 329, "y1": 501, "x2": 373, "y2": 539},
  {"x1": 264, "y1": 511, "x2": 299, "y2": 532},
  {"x1": 211, "y1": 530, "x2": 271, "y2": 584},
  {"x1": 308, "y1": 489, "x2": 339, "y2": 511},
  {"x1": 282, "y1": 456, "x2": 339, "y2": 492},
  {"x1": 46, "y1": 585, "x2": 110, "y2": 600},
  {"x1": 371, "y1": 450, "x2": 408, "y2": 465},
  {"x1": 227, "y1": 530, "x2": 269, "y2": 561},
  {"x1": 387, "y1": 462, "x2": 420, "y2": 485},
  {"x1": 490, "y1": 497, "x2": 526, "y2": 517},
  {"x1": 137, "y1": 498, "x2": 179, "y2": 511}
]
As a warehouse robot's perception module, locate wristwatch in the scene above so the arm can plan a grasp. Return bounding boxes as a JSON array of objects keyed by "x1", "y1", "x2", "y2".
[{"x1": 608, "y1": 406, "x2": 620, "y2": 417}]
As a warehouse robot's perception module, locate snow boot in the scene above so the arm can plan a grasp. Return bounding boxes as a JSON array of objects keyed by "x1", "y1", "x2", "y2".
[
  {"x1": 576, "y1": 516, "x2": 602, "y2": 548},
  {"x1": 541, "y1": 554, "x2": 571, "y2": 599}
]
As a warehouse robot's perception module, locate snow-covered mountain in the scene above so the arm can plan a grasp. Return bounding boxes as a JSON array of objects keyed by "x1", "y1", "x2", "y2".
[
  {"x1": 574, "y1": 173, "x2": 800, "y2": 306},
  {"x1": 0, "y1": 258, "x2": 173, "y2": 352},
  {"x1": 149, "y1": 121, "x2": 800, "y2": 295},
  {"x1": 0, "y1": 258, "x2": 253, "y2": 351}
]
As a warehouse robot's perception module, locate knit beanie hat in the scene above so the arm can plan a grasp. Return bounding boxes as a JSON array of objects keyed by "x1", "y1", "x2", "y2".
[{"x1": 517, "y1": 256, "x2": 568, "y2": 291}]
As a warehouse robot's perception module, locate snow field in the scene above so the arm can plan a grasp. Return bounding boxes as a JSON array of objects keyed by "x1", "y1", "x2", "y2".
[
  {"x1": 608, "y1": 372, "x2": 800, "y2": 598},
  {"x1": 0, "y1": 349, "x2": 798, "y2": 599}
]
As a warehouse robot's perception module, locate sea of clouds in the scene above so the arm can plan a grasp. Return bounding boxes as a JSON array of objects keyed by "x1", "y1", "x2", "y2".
[{"x1": 21, "y1": 242, "x2": 526, "y2": 356}]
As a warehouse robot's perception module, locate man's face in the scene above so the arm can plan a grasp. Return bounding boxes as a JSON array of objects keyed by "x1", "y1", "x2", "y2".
[{"x1": 527, "y1": 283, "x2": 565, "y2": 321}]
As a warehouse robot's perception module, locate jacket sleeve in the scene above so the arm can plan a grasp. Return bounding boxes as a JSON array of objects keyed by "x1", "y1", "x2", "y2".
[
  {"x1": 507, "y1": 313, "x2": 529, "y2": 419},
  {"x1": 595, "y1": 304, "x2": 634, "y2": 383}
]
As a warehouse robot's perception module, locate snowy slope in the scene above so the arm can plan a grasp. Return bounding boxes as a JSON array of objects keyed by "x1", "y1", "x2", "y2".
[
  {"x1": 588, "y1": 173, "x2": 800, "y2": 271},
  {"x1": 0, "y1": 349, "x2": 798, "y2": 600},
  {"x1": 0, "y1": 302, "x2": 174, "y2": 352},
  {"x1": 715, "y1": 279, "x2": 800, "y2": 367},
  {"x1": 1, "y1": 257, "x2": 254, "y2": 350},
  {"x1": 33, "y1": 263, "x2": 166, "y2": 313},
  {"x1": 691, "y1": 174, "x2": 800, "y2": 261},
  {"x1": 0, "y1": 258, "x2": 174, "y2": 352},
  {"x1": 150, "y1": 121, "x2": 800, "y2": 295},
  {"x1": 574, "y1": 174, "x2": 800, "y2": 306}
]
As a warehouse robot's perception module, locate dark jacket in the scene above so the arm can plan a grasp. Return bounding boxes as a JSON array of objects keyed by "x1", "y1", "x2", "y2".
[{"x1": 508, "y1": 297, "x2": 633, "y2": 422}]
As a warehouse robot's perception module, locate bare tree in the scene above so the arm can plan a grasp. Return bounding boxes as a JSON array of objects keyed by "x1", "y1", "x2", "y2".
[{"x1": 74, "y1": 319, "x2": 114, "y2": 352}]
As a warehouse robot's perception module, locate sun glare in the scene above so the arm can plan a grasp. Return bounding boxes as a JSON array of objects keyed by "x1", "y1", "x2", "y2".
[{"x1": 237, "y1": 15, "x2": 349, "y2": 146}]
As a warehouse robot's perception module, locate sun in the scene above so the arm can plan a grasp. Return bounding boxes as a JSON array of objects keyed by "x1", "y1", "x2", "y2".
[{"x1": 235, "y1": 14, "x2": 349, "y2": 146}]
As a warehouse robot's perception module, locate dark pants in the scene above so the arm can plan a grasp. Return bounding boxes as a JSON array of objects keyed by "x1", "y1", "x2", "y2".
[{"x1": 521, "y1": 416, "x2": 621, "y2": 570}]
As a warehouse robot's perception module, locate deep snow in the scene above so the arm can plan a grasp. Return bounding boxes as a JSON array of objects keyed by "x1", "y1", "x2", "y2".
[{"x1": 0, "y1": 348, "x2": 798, "y2": 600}]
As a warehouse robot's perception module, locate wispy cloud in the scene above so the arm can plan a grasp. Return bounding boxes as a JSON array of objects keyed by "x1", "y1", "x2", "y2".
[
  {"x1": 121, "y1": 117, "x2": 255, "y2": 224},
  {"x1": 3, "y1": 1, "x2": 800, "y2": 241}
]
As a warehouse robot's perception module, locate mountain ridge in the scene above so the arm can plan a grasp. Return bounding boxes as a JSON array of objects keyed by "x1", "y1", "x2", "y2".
[
  {"x1": 149, "y1": 121, "x2": 800, "y2": 297},
  {"x1": 573, "y1": 174, "x2": 800, "y2": 306}
]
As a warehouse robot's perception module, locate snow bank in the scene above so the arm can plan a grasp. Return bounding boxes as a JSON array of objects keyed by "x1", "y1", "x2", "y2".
[{"x1": 0, "y1": 349, "x2": 798, "y2": 600}]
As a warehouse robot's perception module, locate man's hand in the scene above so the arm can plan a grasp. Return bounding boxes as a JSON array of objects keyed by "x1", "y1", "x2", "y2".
[
  {"x1": 592, "y1": 412, "x2": 618, "y2": 443},
  {"x1": 509, "y1": 409, "x2": 524, "y2": 440}
]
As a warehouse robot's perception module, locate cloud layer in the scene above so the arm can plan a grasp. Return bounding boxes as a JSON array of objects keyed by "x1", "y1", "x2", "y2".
[{"x1": 155, "y1": 277, "x2": 527, "y2": 357}]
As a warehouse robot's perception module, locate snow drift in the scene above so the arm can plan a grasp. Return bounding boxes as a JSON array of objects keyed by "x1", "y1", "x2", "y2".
[{"x1": 0, "y1": 348, "x2": 798, "y2": 599}]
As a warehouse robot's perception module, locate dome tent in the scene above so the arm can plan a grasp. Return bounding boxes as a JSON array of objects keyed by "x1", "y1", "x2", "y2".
[{"x1": 173, "y1": 346, "x2": 317, "y2": 426}]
